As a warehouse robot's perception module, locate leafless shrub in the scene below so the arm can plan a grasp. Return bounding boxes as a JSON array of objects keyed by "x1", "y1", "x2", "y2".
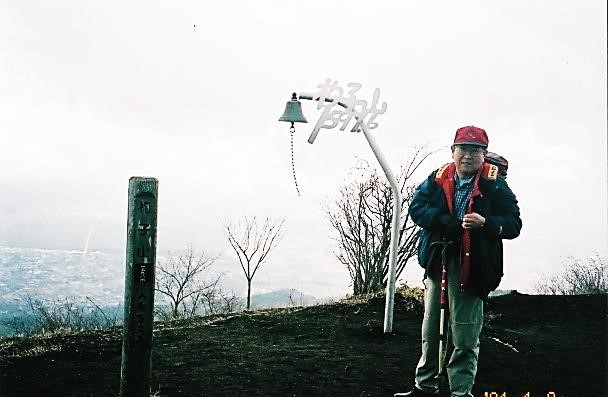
[
  {"x1": 3, "y1": 295, "x2": 120, "y2": 337},
  {"x1": 325, "y1": 148, "x2": 433, "y2": 295},
  {"x1": 154, "y1": 245, "x2": 239, "y2": 320},
  {"x1": 536, "y1": 255, "x2": 607, "y2": 295},
  {"x1": 204, "y1": 290, "x2": 245, "y2": 315}
]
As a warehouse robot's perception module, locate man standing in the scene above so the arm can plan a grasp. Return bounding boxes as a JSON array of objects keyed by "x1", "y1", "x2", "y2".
[{"x1": 396, "y1": 126, "x2": 522, "y2": 397}]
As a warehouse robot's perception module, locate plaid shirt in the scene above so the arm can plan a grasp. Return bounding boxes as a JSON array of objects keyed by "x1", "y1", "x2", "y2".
[{"x1": 454, "y1": 174, "x2": 474, "y2": 219}]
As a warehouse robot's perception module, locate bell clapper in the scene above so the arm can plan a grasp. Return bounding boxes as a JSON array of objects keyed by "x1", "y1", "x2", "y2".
[{"x1": 290, "y1": 122, "x2": 301, "y2": 196}]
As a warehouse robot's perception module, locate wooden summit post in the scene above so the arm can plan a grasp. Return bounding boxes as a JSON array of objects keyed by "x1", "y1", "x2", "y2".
[{"x1": 120, "y1": 177, "x2": 158, "y2": 397}]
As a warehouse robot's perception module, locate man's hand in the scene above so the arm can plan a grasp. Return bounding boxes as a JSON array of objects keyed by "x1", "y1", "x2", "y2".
[
  {"x1": 444, "y1": 217, "x2": 463, "y2": 243},
  {"x1": 462, "y1": 213, "x2": 486, "y2": 229}
]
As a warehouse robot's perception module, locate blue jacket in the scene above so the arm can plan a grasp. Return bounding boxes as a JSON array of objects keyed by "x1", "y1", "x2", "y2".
[{"x1": 409, "y1": 165, "x2": 522, "y2": 299}]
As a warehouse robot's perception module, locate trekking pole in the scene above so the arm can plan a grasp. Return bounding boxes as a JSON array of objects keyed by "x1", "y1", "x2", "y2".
[{"x1": 430, "y1": 240, "x2": 453, "y2": 393}]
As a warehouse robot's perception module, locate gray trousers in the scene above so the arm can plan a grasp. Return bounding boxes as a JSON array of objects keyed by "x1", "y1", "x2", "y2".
[{"x1": 414, "y1": 257, "x2": 483, "y2": 397}]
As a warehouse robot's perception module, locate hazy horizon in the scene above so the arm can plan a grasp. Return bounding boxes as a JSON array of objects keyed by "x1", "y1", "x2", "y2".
[{"x1": 1, "y1": 1, "x2": 606, "y2": 300}]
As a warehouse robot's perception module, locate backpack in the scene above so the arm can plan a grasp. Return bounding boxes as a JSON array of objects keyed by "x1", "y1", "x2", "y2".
[{"x1": 484, "y1": 152, "x2": 508, "y2": 178}]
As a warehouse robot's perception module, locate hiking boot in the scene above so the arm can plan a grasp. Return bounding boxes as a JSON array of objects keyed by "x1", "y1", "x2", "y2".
[{"x1": 394, "y1": 386, "x2": 439, "y2": 397}]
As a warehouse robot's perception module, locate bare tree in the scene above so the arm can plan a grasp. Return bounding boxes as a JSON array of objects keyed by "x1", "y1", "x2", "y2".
[
  {"x1": 325, "y1": 148, "x2": 433, "y2": 295},
  {"x1": 536, "y1": 255, "x2": 607, "y2": 295},
  {"x1": 154, "y1": 245, "x2": 222, "y2": 320},
  {"x1": 223, "y1": 216, "x2": 286, "y2": 309}
]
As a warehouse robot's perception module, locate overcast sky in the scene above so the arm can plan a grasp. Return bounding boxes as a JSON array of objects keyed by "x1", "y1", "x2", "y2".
[{"x1": 1, "y1": 1, "x2": 606, "y2": 297}]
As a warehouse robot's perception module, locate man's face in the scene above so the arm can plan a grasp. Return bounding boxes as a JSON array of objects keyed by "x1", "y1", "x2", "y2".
[{"x1": 452, "y1": 144, "x2": 486, "y2": 177}]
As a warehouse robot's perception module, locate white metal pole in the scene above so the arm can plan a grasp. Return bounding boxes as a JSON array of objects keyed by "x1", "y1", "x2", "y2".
[
  {"x1": 294, "y1": 93, "x2": 400, "y2": 332},
  {"x1": 359, "y1": 123, "x2": 401, "y2": 333}
]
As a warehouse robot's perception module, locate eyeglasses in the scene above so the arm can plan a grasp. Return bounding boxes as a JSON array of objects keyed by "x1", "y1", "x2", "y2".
[{"x1": 454, "y1": 145, "x2": 486, "y2": 155}]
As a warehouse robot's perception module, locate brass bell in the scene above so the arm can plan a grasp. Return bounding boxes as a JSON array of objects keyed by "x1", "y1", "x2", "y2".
[{"x1": 279, "y1": 92, "x2": 308, "y2": 124}]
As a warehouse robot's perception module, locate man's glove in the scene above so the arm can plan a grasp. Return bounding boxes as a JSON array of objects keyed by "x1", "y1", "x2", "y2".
[{"x1": 444, "y1": 217, "x2": 463, "y2": 243}]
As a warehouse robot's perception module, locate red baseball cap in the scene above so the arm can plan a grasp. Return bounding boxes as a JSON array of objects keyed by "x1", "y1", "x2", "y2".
[{"x1": 453, "y1": 126, "x2": 489, "y2": 147}]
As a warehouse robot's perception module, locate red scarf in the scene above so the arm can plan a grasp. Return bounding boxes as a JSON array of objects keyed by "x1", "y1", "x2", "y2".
[{"x1": 435, "y1": 162, "x2": 493, "y2": 289}]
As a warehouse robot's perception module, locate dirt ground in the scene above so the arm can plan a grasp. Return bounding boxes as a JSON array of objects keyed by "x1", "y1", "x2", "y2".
[{"x1": 0, "y1": 292, "x2": 605, "y2": 397}]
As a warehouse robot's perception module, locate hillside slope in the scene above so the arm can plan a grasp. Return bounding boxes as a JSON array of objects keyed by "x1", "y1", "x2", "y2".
[{"x1": 0, "y1": 293, "x2": 605, "y2": 396}]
